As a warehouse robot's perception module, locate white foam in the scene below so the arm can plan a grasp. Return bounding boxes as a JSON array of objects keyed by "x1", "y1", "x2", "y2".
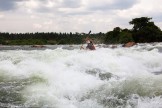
[{"x1": 0, "y1": 43, "x2": 162, "y2": 107}]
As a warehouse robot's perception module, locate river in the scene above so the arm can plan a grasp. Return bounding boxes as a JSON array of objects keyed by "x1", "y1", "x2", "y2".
[{"x1": 0, "y1": 43, "x2": 162, "y2": 108}]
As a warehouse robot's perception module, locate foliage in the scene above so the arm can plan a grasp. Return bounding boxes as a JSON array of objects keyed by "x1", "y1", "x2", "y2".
[
  {"x1": 0, "y1": 17, "x2": 162, "y2": 45},
  {"x1": 105, "y1": 27, "x2": 133, "y2": 44},
  {"x1": 0, "y1": 32, "x2": 104, "y2": 45},
  {"x1": 129, "y1": 17, "x2": 162, "y2": 42},
  {"x1": 119, "y1": 31, "x2": 133, "y2": 43},
  {"x1": 129, "y1": 17, "x2": 152, "y2": 31},
  {"x1": 105, "y1": 17, "x2": 162, "y2": 43}
]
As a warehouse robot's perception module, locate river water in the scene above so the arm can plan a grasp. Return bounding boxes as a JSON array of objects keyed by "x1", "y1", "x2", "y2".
[{"x1": 0, "y1": 43, "x2": 162, "y2": 108}]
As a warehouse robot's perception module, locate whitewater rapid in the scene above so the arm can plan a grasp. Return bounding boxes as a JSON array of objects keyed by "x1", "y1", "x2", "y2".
[{"x1": 0, "y1": 43, "x2": 162, "y2": 108}]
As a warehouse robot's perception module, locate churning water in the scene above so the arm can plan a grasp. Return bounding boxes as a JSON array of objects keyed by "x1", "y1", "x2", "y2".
[{"x1": 0, "y1": 43, "x2": 162, "y2": 108}]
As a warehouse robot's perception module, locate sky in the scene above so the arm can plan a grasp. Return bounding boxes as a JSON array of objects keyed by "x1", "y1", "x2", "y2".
[{"x1": 0, "y1": 0, "x2": 162, "y2": 33}]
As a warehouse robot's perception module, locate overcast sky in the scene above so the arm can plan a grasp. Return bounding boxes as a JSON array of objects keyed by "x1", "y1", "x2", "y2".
[{"x1": 0, "y1": 0, "x2": 162, "y2": 33}]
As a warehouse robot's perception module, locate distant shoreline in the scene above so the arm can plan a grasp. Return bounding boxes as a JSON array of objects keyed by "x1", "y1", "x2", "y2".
[{"x1": 0, "y1": 43, "x2": 162, "y2": 52}]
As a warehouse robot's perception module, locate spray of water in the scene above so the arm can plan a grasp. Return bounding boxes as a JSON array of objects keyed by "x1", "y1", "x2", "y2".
[{"x1": 0, "y1": 43, "x2": 162, "y2": 108}]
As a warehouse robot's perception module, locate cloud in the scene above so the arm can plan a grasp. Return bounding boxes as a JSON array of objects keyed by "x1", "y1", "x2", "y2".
[
  {"x1": 18, "y1": 0, "x2": 138, "y2": 15},
  {"x1": 86, "y1": 0, "x2": 139, "y2": 11},
  {"x1": 61, "y1": 0, "x2": 82, "y2": 8},
  {"x1": 116, "y1": 0, "x2": 162, "y2": 21},
  {"x1": 0, "y1": 0, "x2": 26, "y2": 11},
  {"x1": 0, "y1": 0, "x2": 162, "y2": 33},
  {"x1": 0, "y1": 0, "x2": 16, "y2": 11},
  {"x1": 16, "y1": 0, "x2": 84, "y2": 15},
  {"x1": 33, "y1": 23, "x2": 42, "y2": 29},
  {"x1": 0, "y1": 14, "x2": 4, "y2": 18}
]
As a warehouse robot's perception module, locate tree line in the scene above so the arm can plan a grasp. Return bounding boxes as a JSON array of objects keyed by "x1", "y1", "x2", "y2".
[
  {"x1": 105, "y1": 17, "x2": 162, "y2": 44},
  {"x1": 0, "y1": 17, "x2": 162, "y2": 45},
  {"x1": 0, "y1": 32, "x2": 105, "y2": 45}
]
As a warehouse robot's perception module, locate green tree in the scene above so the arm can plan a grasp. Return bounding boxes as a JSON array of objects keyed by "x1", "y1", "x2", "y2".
[
  {"x1": 129, "y1": 17, "x2": 162, "y2": 42},
  {"x1": 119, "y1": 31, "x2": 133, "y2": 43},
  {"x1": 129, "y1": 17, "x2": 152, "y2": 31},
  {"x1": 105, "y1": 27, "x2": 122, "y2": 44}
]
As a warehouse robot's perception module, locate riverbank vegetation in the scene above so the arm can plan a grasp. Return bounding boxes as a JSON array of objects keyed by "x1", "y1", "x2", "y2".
[{"x1": 0, "y1": 17, "x2": 162, "y2": 45}]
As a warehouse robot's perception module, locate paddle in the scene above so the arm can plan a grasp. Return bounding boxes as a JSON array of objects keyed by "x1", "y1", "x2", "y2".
[{"x1": 80, "y1": 30, "x2": 91, "y2": 50}]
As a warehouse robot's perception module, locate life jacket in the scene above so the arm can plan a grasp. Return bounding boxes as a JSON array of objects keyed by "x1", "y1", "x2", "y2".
[{"x1": 86, "y1": 41, "x2": 95, "y2": 50}]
